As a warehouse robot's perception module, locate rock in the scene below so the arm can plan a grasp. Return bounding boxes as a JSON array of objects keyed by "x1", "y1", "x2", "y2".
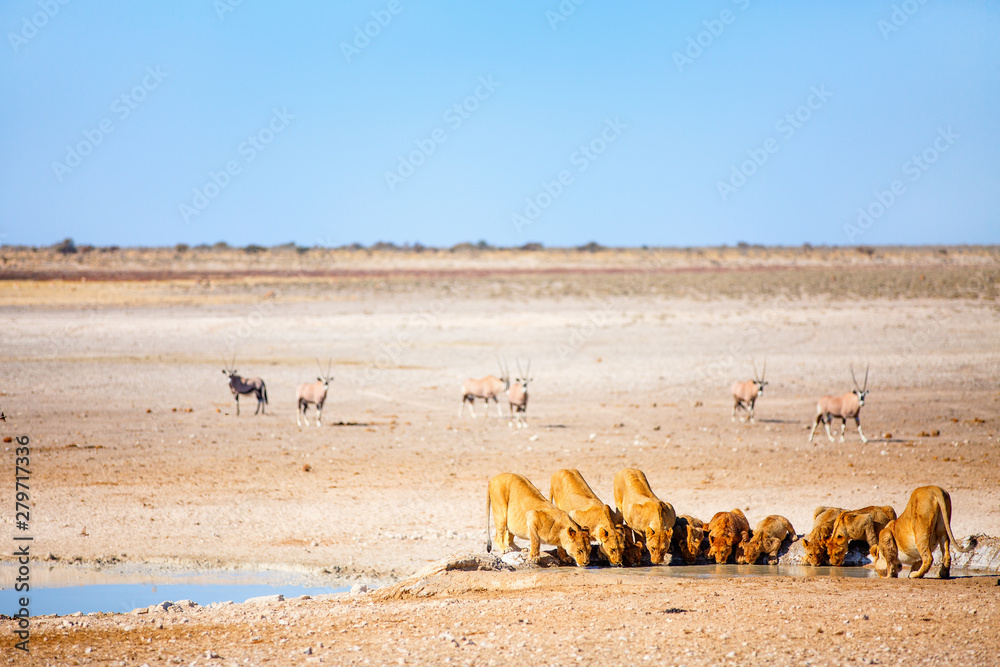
[
  {"x1": 350, "y1": 584, "x2": 370, "y2": 595},
  {"x1": 443, "y1": 554, "x2": 515, "y2": 573},
  {"x1": 244, "y1": 594, "x2": 284, "y2": 605}
]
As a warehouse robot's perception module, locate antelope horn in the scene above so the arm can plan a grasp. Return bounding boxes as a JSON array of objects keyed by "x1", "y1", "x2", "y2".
[
  {"x1": 850, "y1": 364, "x2": 861, "y2": 392},
  {"x1": 863, "y1": 364, "x2": 869, "y2": 392},
  {"x1": 525, "y1": 359, "x2": 531, "y2": 378},
  {"x1": 496, "y1": 354, "x2": 506, "y2": 378},
  {"x1": 752, "y1": 359, "x2": 760, "y2": 382},
  {"x1": 516, "y1": 358, "x2": 525, "y2": 379},
  {"x1": 761, "y1": 359, "x2": 766, "y2": 382}
]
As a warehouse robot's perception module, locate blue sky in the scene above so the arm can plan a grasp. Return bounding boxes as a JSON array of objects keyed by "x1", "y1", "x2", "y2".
[{"x1": 2, "y1": 1, "x2": 998, "y2": 248}]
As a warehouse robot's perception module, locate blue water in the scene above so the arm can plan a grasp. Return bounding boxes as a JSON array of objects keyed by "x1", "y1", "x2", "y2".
[{"x1": 0, "y1": 567, "x2": 349, "y2": 617}]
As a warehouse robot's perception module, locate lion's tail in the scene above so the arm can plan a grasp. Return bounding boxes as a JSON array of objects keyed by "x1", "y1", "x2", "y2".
[
  {"x1": 485, "y1": 482, "x2": 493, "y2": 553},
  {"x1": 938, "y1": 491, "x2": 975, "y2": 553}
]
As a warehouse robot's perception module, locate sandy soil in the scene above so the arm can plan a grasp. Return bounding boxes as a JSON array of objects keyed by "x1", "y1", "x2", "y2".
[{"x1": 1, "y1": 248, "x2": 999, "y2": 664}]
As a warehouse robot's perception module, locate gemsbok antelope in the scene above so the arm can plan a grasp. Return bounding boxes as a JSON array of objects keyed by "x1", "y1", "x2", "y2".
[
  {"x1": 508, "y1": 359, "x2": 532, "y2": 429},
  {"x1": 221, "y1": 356, "x2": 268, "y2": 416},
  {"x1": 808, "y1": 365, "x2": 870, "y2": 444},
  {"x1": 297, "y1": 358, "x2": 333, "y2": 427},
  {"x1": 459, "y1": 358, "x2": 510, "y2": 418},
  {"x1": 731, "y1": 360, "x2": 768, "y2": 423}
]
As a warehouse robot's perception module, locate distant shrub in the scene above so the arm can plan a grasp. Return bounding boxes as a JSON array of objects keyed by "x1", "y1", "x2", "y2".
[
  {"x1": 577, "y1": 241, "x2": 604, "y2": 253},
  {"x1": 212, "y1": 241, "x2": 230, "y2": 250},
  {"x1": 54, "y1": 238, "x2": 77, "y2": 254},
  {"x1": 372, "y1": 241, "x2": 398, "y2": 251},
  {"x1": 856, "y1": 246, "x2": 876, "y2": 256},
  {"x1": 520, "y1": 242, "x2": 544, "y2": 251},
  {"x1": 175, "y1": 243, "x2": 189, "y2": 253},
  {"x1": 244, "y1": 244, "x2": 267, "y2": 254}
]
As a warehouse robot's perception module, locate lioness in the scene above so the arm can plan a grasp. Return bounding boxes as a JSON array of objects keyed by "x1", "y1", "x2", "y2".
[
  {"x1": 550, "y1": 469, "x2": 625, "y2": 567},
  {"x1": 737, "y1": 515, "x2": 796, "y2": 565},
  {"x1": 826, "y1": 505, "x2": 897, "y2": 566},
  {"x1": 671, "y1": 515, "x2": 706, "y2": 565},
  {"x1": 801, "y1": 506, "x2": 846, "y2": 566},
  {"x1": 874, "y1": 485, "x2": 975, "y2": 579},
  {"x1": 486, "y1": 472, "x2": 591, "y2": 567},
  {"x1": 613, "y1": 468, "x2": 676, "y2": 565},
  {"x1": 707, "y1": 509, "x2": 751, "y2": 564}
]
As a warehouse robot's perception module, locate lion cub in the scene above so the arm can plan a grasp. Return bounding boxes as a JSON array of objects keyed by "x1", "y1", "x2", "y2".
[
  {"x1": 737, "y1": 515, "x2": 796, "y2": 565},
  {"x1": 486, "y1": 472, "x2": 591, "y2": 567},
  {"x1": 826, "y1": 505, "x2": 897, "y2": 566},
  {"x1": 801, "y1": 507, "x2": 846, "y2": 566},
  {"x1": 706, "y1": 509, "x2": 751, "y2": 564},
  {"x1": 613, "y1": 468, "x2": 676, "y2": 565},
  {"x1": 550, "y1": 469, "x2": 625, "y2": 567},
  {"x1": 671, "y1": 515, "x2": 707, "y2": 565}
]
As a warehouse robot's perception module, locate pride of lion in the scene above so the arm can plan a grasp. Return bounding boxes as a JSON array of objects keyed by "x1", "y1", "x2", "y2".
[{"x1": 486, "y1": 470, "x2": 973, "y2": 578}]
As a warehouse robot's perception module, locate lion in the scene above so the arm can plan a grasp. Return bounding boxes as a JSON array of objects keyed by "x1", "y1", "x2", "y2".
[
  {"x1": 737, "y1": 515, "x2": 796, "y2": 565},
  {"x1": 801, "y1": 506, "x2": 846, "y2": 566},
  {"x1": 613, "y1": 508, "x2": 645, "y2": 567},
  {"x1": 706, "y1": 509, "x2": 751, "y2": 564},
  {"x1": 874, "y1": 485, "x2": 975, "y2": 579},
  {"x1": 613, "y1": 468, "x2": 676, "y2": 565},
  {"x1": 550, "y1": 469, "x2": 625, "y2": 567},
  {"x1": 826, "y1": 505, "x2": 897, "y2": 566},
  {"x1": 671, "y1": 515, "x2": 706, "y2": 565},
  {"x1": 486, "y1": 472, "x2": 591, "y2": 566}
]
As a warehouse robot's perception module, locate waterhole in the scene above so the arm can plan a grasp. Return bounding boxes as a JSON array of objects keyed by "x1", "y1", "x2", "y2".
[{"x1": 0, "y1": 564, "x2": 350, "y2": 617}]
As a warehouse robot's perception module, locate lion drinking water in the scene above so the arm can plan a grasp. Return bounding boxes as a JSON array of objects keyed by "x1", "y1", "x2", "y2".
[{"x1": 486, "y1": 472, "x2": 591, "y2": 567}]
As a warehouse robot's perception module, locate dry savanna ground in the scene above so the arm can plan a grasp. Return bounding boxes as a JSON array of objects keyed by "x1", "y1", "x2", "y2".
[{"x1": 1, "y1": 245, "x2": 999, "y2": 665}]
